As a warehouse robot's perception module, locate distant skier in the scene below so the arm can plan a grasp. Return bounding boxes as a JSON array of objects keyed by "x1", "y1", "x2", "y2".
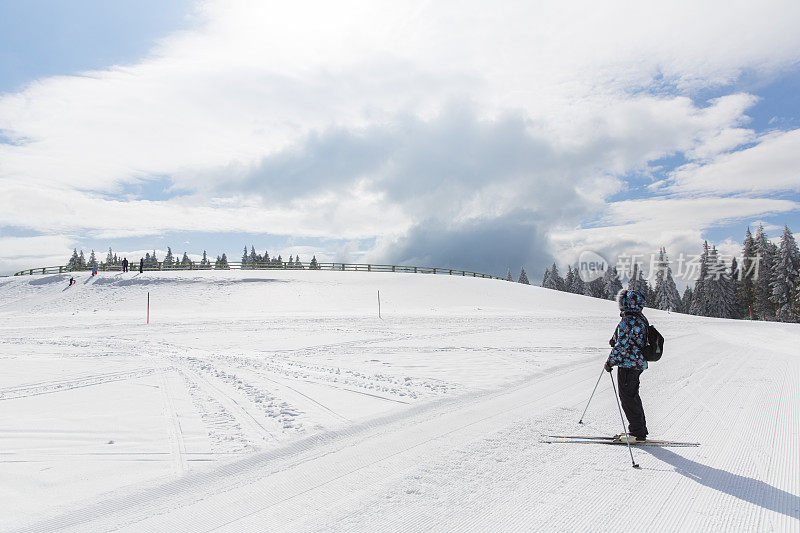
[
  {"x1": 122, "y1": 258, "x2": 128, "y2": 272},
  {"x1": 68, "y1": 276, "x2": 75, "y2": 287},
  {"x1": 139, "y1": 258, "x2": 144, "y2": 274},
  {"x1": 605, "y1": 289, "x2": 649, "y2": 442},
  {"x1": 91, "y1": 266, "x2": 98, "y2": 277}
]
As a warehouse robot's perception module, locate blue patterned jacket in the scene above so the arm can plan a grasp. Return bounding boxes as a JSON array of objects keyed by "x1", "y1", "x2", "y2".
[{"x1": 607, "y1": 289, "x2": 648, "y2": 371}]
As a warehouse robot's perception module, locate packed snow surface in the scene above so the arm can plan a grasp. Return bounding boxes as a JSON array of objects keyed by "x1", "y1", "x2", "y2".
[{"x1": 1, "y1": 270, "x2": 798, "y2": 531}]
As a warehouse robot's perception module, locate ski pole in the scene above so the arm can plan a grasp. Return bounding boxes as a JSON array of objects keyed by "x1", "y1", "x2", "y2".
[
  {"x1": 578, "y1": 366, "x2": 605, "y2": 424},
  {"x1": 610, "y1": 370, "x2": 639, "y2": 469}
]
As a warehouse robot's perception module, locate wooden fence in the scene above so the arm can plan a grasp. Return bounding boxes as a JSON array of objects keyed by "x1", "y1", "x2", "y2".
[{"x1": 13, "y1": 261, "x2": 509, "y2": 281}]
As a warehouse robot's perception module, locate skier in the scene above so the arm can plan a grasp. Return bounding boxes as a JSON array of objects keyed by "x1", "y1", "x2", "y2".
[
  {"x1": 68, "y1": 276, "x2": 75, "y2": 287},
  {"x1": 122, "y1": 258, "x2": 128, "y2": 272},
  {"x1": 139, "y1": 258, "x2": 144, "y2": 274},
  {"x1": 605, "y1": 289, "x2": 648, "y2": 442},
  {"x1": 92, "y1": 266, "x2": 98, "y2": 277}
]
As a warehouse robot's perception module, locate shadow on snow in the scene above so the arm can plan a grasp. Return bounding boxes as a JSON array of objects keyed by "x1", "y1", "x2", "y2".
[{"x1": 644, "y1": 447, "x2": 799, "y2": 520}]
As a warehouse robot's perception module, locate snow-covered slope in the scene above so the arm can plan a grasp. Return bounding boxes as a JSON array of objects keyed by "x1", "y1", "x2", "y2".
[{"x1": 1, "y1": 270, "x2": 798, "y2": 531}]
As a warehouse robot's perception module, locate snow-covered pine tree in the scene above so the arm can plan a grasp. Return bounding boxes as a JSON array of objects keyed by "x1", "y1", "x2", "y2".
[
  {"x1": 163, "y1": 247, "x2": 174, "y2": 269},
  {"x1": 602, "y1": 266, "x2": 622, "y2": 300},
  {"x1": 150, "y1": 250, "x2": 159, "y2": 267},
  {"x1": 564, "y1": 266, "x2": 575, "y2": 292},
  {"x1": 690, "y1": 241, "x2": 710, "y2": 316},
  {"x1": 627, "y1": 263, "x2": 639, "y2": 291},
  {"x1": 276, "y1": 255, "x2": 283, "y2": 267},
  {"x1": 68, "y1": 249, "x2": 80, "y2": 270},
  {"x1": 721, "y1": 253, "x2": 738, "y2": 319},
  {"x1": 506, "y1": 268, "x2": 512, "y2": 281},
  {"x1": 249, "y1": 246, "x2": 258, "y2": 268},
  {"x1": 664, "y1": 268, "x2": 681, "y2": 312},
  {"x1": 543, "y1": 262, "x2": 564, "y2": 290},
  {"x1": 105, "y1": 247, "x2": 114, "y2": 266},
  {"x1": 181, "y1": 252, "x2": 192, "y2": 269},
  {"x1": 541, "y1": 268, "x2": 550, "y2": 287},
  {"x1": 706, "y1": 246, "x2": 734, "y2": 318},
  {"x1": 219, "y1": 253, "x2": 229, "y2": 269},
  {"x1": 288, "y1": 255, "x2": 294, "y2": 267},
  {"x1": 200, "y1": 250, "x2": 209, "y2": 269},
  {"x1": 144, "y1": 252, "x2": 151, "y2": 267},
  {"x1": 739, "y1": 228, "x2": 756, "y2": 319},
  {"x1": 729, "y1": 257, "x2": 742, "y2": 319},
  {"x1": 113, "y1": 253, "x2": 118, "y2": 265},
  {"x1": 87, "y1": 250, "x2": 98, "y2": 268},
  {"x1": 627, "y1": 263, "x2": 649, "y2": 296},
  {"x1": 652, "y1": 248, "x2": 667, "y2": 308},
  {"x1": 585, "y1": 277, "x2": 605, "y2": 298},
  {"x1": 295, "y1": 255, "x2": 304, "y2": 269},
  {"x1": 241, "y1": 246, "x2": 249, "y2": 269},
  {"x1": 681, "y1": 286, "x2": 693, "y2": 313},
  {"x1": 653, "y1": 248, "x2": 681, "y2": 311},
  {"x1": 263, "y1": 250, "x2": 270, "y2": 265},
  {"x1": 518, "y1": 267, "x2": 530, "y2": 285},
  {"x1": 310, "y1": 255, "x2": 318, "y2": 269},
  {"x1": 78, "y1": 250, "x2": 86, "y2": 268},
  {"x1": 753, "y1": 226, "x2": 777, "y2": 320},
  {"x1": 770, "y1": 225, "x2": 799, "y2": 322},
  {"x1": 569, "y1": 267, "x2": 586, "y2": 294}
]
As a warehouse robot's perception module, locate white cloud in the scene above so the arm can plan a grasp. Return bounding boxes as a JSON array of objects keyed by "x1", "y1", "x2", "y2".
[
  {"x1": 2, "y1": 0, "x2": 800, "y2": 272},
  {"x1": 658, "y1": 129, "x2": 800, "y2": 194},
  {"x1": 549, "y1": 197, "x2": 799, "y2": 270},
  {"x1": 0, "y1": 235, "x2": 76, "y2": 275}
]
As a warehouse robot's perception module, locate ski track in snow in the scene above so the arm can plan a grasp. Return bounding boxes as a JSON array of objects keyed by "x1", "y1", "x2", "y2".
[{"x1": 1, "y1": 270, "x2": 798, "y2": 532}]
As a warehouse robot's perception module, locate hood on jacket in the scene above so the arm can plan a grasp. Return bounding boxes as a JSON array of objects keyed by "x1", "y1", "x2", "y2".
[{"x1": 617, "y1": 289, "x2": 645, "y2": 313}]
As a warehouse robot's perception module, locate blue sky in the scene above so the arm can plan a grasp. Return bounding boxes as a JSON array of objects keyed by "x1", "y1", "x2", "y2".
[
  {"x1": 1, "y1": 0, "x2": 799, "y2": 279},
  {"x1": 0, "y1": 0, "x2": 194, "y2": 94}
]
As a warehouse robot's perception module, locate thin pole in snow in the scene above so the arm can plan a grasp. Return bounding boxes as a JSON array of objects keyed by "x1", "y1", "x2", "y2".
[
  {"x1": 147, "y1": 292, "x2": 150, "y2": 324},
  {"x1": 610, "y1": 371, "x2": 639, "y2": 468},
  {"x1": 578, "y1": 366, "x2": 605, "y2": 424},
  {"x1": 378, "y1": 290, "x2": 381, "y2": 319}
]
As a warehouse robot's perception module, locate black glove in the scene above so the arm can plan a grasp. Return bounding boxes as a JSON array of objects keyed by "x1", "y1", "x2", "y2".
[
  {"x1": 609, "y1": 337, "x2": 615, "y2": 348},
  {"x1": 604, "y1": 361, "x2": 613, "y2": 373}
]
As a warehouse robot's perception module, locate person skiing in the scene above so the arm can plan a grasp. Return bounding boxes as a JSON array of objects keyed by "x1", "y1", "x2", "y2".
[
  {"x1": 139, "y1": 258, "x2": 144, "y2": 274},
  {"x1": 68, "y1": 276, "x2": 75, "y2": 287},
  {"x1": 122, "y1": 258, "x2": 128, "y2": 272},
  {"x1": 605, "y1": 289, "x2": 648, "y2": 442}
]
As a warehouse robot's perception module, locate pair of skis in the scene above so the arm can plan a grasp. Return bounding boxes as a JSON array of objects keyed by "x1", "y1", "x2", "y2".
[{"x1": 542, "y1": 435, "x2": 699, "y2": 447}]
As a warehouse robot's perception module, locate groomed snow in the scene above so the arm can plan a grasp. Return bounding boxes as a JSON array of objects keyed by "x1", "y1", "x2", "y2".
[{"x1": 0, "y1": 270, "x2": 798, "y2": 531}]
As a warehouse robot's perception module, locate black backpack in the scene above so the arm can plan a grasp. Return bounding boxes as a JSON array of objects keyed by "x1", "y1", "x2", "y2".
[{"x1": 626, "y1": 312, "x2": 664, "y2": 362}]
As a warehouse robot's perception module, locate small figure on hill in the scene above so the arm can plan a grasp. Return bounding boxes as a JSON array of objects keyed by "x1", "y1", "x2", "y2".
[
  {"x1": 91, "y1": 266, "x2": 98, "y2": 277},
  {"x1": 139, "y1": 258, "x2": 144, "y2": 273},
  {"x1": 605, "y1": 289, "x2": 649, "y2": 442},
  {"x1": 68, "y1": 276, "x2": 75, "y2": 287},
  {"x1": 122, "y1": 258, "x2": 128, "y2": 272}
]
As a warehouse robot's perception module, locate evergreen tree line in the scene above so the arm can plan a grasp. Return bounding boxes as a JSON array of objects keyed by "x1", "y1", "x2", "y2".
[
  {"x1": 507, "y1": 267, "x2": 531, "y2": 285},
  {"x1": 537, "y1": 225, "x2": 800, "y2": 323},
  {"x1": 239, "y1": 246, "x2": 320, "y2": 269},
  {"x1": 66, "y1": 246, "x2": 320, "y2": 271}
]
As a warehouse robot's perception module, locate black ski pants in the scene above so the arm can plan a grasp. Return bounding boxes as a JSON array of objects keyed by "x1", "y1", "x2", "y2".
[{"x1": 618, "y1": 367, "x2": 647, "y2": 439}]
